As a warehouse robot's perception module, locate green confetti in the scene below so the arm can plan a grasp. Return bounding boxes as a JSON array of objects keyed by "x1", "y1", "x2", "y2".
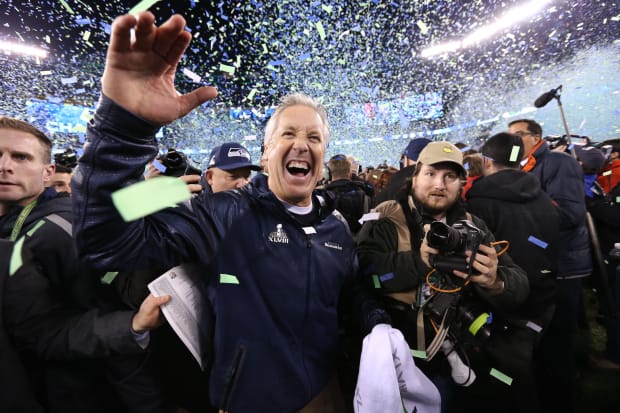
[
  {"x1": 128, "y1": 0, "x2": 162, "y2": 15},
  {"x1": 372, "y1": 274, "x2": 381, "y2": 289},
  {"x1": 101, "y1": 271, "x2": 119, "y2": 285},
  {"x1": 220, "y1": 273, "x2": 239, "y2": 284},
  {"x1": 509, "y1": 145, "x2": 521, "y2": 162},
  {"x1": 111, "y1": 177, "x2": 191, "y2": 222},
  {"x1": 411, "y1": 349, "x2": 427, "y2": 359},
  {"x1": 490, "y1": 368, "x2": 513, "y2": 386},
  {"x1": 315, "y1": 21, "x2": 326, "y2": 40},
  {"x1": 9, "y1": 237, "x2": 25, "y2": 276},
  {"x1": 219, "y1": 63, "x2": 235, "y2": 74},
  {"x1": 416, "y1": 20, "x2": 429, "y2": 35},
  {"x1": 322, "y1": 5, "x2": 333, "y2": 13},
  {"x1": 59, "y1": 0, "x2": 75, "y2": 14},
  {"x1": 247, "y1": 88, "x2": 257, "y2": 101}
]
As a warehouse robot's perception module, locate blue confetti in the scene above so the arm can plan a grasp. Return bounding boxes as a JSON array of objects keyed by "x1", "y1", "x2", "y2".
[
  {"x1": 379, "y1": 272, "x2": 394, "y2": 282},
  {"x1": 527, "y1": 236, "x2": 548, "y2": 249}
]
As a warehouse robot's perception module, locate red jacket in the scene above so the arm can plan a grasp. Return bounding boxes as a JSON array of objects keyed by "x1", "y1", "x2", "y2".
[{"x1": 597, "y1": 159, "x2": 620, "y2": 194}]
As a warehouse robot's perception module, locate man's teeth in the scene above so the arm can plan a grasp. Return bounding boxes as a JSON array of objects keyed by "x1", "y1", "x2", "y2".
[{"x1": 287, "y1": 161, "x2": 310, "y2": 171}]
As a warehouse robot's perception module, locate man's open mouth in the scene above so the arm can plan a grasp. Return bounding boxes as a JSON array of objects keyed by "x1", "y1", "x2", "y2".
[{"x1": 286, "y1": 161, "x2": 311, "y2": 177}]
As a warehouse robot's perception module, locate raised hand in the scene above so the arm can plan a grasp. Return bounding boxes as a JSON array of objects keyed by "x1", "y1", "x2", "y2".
[{"x1": 102, "y1": 12, "x2": 218, "y2": 125}]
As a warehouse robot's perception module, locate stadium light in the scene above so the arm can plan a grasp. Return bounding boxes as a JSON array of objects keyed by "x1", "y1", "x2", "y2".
[
  {"x1": 421, "y1": 0, "x2": 554, "y2": 58},
  {"x1": 0, "y1": 40, "x2": 48, "y2": 58}
]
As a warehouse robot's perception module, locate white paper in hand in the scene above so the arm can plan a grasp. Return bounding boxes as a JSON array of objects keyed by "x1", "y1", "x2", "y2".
[{"x1": 148, "y1": 263, "x2": 211, "y2": 370}]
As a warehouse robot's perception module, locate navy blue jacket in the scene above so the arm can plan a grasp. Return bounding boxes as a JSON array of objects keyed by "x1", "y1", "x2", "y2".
[
  {"x1": 528, "y1": 143, "x2": 592, "y2": 278},
  {"x1": 73, "y1": 96, "x2": 386, "y2": 412}
]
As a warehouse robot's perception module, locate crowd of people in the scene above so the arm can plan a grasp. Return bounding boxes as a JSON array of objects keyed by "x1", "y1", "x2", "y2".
[{"x1": 1, "y1": 11, "x2": 619, "y2": 413}]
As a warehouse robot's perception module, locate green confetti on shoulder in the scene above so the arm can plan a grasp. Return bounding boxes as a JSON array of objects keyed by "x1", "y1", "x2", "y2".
[{"x1": 372, "y1": 274, "x2": 381, "y2": 289}]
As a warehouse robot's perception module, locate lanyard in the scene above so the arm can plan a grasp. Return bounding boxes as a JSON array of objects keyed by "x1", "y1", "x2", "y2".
[{"x1": 10, "y1": 200, "x2": 37, "y2": 241}]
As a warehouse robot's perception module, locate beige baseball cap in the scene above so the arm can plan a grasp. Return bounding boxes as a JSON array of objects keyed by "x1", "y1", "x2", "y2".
[{"x1": 416, "y1": 141, "x2": 466, "y2": 176}]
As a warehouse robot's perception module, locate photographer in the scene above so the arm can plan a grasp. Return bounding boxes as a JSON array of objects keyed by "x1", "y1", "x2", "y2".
[{"x1": 357, "y1": 141, "x2": 529, "y2": 413}]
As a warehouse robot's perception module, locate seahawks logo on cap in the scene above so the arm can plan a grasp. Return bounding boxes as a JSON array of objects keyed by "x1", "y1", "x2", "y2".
[{"x1": 228, "y1": 148, "x2": 251, "y2": 160}]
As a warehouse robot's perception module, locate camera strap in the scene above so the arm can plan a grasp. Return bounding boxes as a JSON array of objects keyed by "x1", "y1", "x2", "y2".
[
  {"x1": 426, "y1": 309, "x2": 450, "y2": 361},
  {"x1": 416, "y1": 306, "x2": 425, "y2": 354}
]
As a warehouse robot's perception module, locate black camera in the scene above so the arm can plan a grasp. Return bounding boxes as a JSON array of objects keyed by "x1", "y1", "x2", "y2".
[
  {"x1": 426, "y1": 220, "x2": 485, "y2": 274},
  {"x1": 425, "y1": 289, "x2": 492, "y2": 343},
  {"x1": 54, "y1": 148, "x2": 78, "y2": 169},
  {"x1": 158, "y1": 149, "x2": 202, "y2": 177}
]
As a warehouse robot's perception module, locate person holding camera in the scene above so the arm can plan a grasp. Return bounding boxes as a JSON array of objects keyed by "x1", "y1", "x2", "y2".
[
  {"x1": 356, "y1": 141, "x2": 529, "y2": 413},
  {"x1": 72, "y1": 12, "x2": 389, "y2": 412}
]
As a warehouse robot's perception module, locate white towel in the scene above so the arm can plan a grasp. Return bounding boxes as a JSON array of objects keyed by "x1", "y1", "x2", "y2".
[{"x1": 354, "y1": 324, "x2": 441, "y2": 413}]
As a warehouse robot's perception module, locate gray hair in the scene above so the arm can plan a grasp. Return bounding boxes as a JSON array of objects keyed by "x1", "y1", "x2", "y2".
[{"x1": 263, "y1": 93, "x2": 330, "y2": 148}]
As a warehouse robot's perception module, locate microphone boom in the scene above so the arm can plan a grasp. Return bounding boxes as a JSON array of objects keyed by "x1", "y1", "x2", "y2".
[{"x1": 534, "y1": 85, "x2": 562, "y2": 108}]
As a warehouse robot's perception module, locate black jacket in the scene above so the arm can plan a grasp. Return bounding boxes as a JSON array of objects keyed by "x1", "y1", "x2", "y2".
[
  {"x1": 325, "y1": 178, "x2": 372, "y2": 234},
  {"x1": 466, "y1": 169, "x2": 560, "y2": 325},
  {"x1": 0, "y1": 240, "x2": 45, "y2": 413},
  {"x1": 0, "y1": 190, "x2": 147, "y2": 413}
]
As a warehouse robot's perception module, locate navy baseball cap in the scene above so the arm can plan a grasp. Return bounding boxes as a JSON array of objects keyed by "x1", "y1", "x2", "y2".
[
  {"x1": 402, "y1": 138, "x2": 432, "y2": 161},
  {"x1": 207, "y1": 142, "x2": 261, "y2": 171}
]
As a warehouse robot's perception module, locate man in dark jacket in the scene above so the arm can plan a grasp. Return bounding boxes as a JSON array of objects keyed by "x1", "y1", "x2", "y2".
[
  {"x1": 508, "y1": 119, "x2": 592, "y2": 413},
  {"x1": 356, "y1": 141, "x2": 529, "y2": 412},
  {"x1": 72, "y1": 12, "x2": 389, "y2": 412},
  {"x1": 465, "y1": 133, "x2": 561, "y2": 413},
  {"x1": 0, "y1": 116, "x2": 171, "y2": 413},
  {"x1": 0, "y1": 239, "x2": 168, "y2": 413},
  {"x1": 324, "y1": 154, "x2": 373, "y2": 234}
]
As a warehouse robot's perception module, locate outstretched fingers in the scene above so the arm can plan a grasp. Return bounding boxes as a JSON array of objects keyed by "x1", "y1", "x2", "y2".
[
  {"x1": 133, "y1": 12, "x2": 158, "y2": 51},
  {"x1": 153, "y1": 15, "x2": 191, "y2": 65},
  {"x1": 108, "y1": 13, "x2": 140, "y2": 53}
]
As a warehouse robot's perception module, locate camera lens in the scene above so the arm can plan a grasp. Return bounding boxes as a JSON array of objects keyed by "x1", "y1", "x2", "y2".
[{"x1": 427, "y1": 221, "x2": 462, "y2": 252}]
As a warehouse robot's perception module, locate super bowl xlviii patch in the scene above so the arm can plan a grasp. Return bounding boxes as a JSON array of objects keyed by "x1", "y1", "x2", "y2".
[{"x1": 268, "y1": 224, "x2": 290, "y2": 244}]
